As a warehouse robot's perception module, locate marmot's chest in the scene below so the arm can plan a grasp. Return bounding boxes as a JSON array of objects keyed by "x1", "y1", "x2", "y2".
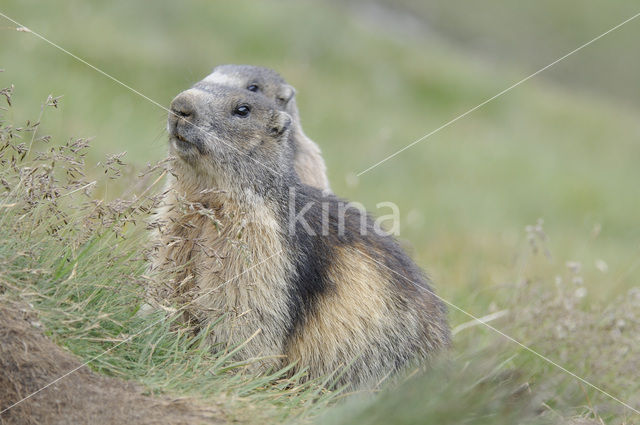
[
  {"x1": 162, "y1": 201, "x2": 294, "y2": 358},
  {"x1": 163, "y1": 202, "x2": 293, "y2": 319},
  {"x1": 165, "y1": 208, "x2": 247, "y2": 291}
]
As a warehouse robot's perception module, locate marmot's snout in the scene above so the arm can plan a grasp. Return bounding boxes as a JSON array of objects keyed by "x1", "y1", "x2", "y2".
[
  {"x1": 168, "y1": 91, "x2": 201, "y2": 151},
  {"x1": 170, "y1": 91, "x2": 196, "y2": 120}
]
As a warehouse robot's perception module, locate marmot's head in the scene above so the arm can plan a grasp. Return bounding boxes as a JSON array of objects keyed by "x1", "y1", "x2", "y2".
[
  {"x1": 201, "y1": 65, "x2": 298, "y2": 118},
  {"x1": 168, "y1": 83, "x2": 293, "y2": 193}
]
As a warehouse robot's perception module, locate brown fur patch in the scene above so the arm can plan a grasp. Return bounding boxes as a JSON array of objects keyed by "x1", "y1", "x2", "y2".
[{"x1": 285, "y1": 244, "x2": 408, "y2": 383}]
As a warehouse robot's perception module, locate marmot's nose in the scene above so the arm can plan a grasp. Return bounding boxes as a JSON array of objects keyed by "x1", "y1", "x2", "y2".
[{"x1": 170, "y1": 92, "x2": 196, "y2": 120}]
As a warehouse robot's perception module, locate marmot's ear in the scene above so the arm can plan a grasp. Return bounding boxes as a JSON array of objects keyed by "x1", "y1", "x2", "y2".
[
  {"x1": 269, "y1": 111, "x2": 292, "y2": 138},
  {"x1": 276, "y1": 84, "x2": 296, "y2": 107}
]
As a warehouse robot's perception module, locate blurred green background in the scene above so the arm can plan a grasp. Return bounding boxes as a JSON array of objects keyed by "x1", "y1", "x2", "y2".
[{"x1": 1, "y1": 0, "x2": 639, "y2": 309}]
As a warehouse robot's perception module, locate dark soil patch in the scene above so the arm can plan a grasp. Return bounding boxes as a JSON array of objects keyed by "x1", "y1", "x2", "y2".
[{"x1": 0, "y1": 302, "x2": 225, "y2": 425}]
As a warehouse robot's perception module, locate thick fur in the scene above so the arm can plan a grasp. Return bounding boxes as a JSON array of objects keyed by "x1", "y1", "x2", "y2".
[
  {"x1": 151, "y1": 81, "x2": 450, "y2": 388},
  {"x1": 201, "y1": 64, "x2": 331, "y2": 191},
  {"x1": 282, "y1": 185, "x2": 450, "y2": 387}
]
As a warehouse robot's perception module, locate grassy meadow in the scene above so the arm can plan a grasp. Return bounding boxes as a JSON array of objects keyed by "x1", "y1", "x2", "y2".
[{"x1": 1, "y1": 0, "x2": 639, "y2": 423}]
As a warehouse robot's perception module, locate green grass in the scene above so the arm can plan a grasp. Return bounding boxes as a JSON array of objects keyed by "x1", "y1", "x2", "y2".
[
  {"x1": 377, "y1": 0, "x2": 640, "y2": 107},
  {"x1": 1, "y1": 0, "x2": 640, "y2": 423}
]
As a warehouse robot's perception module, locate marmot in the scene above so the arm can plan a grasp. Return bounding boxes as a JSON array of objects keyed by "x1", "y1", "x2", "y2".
[
  {"x1": 152, "y1": 81, "x2": 450, "y2": 389},
  {"x1": 201, "y1": 64, "x2": 330, "y2": 191}
]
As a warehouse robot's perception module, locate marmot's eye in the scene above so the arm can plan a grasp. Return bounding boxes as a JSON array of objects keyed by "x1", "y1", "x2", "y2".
[
  {"x1": 233, "y1": 105, "x2": 251, "y2": 117},
  {"x1": 247, "y1": 84, "x2": 259, "y2": 92}
]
